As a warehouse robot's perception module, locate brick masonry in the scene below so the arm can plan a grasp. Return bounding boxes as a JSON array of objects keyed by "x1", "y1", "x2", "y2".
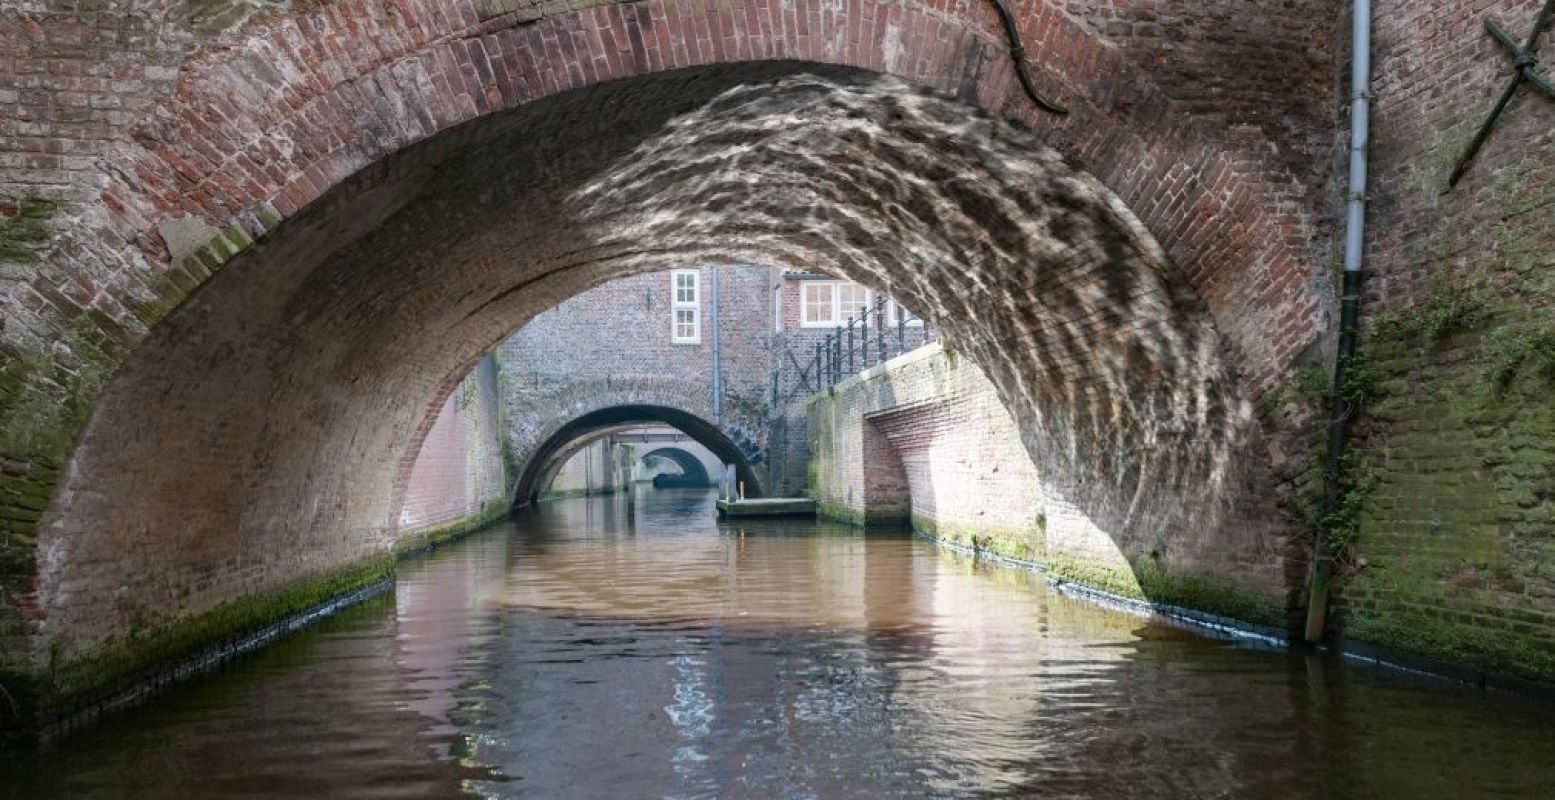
[
  {"x1": 769, "y1": 273, "x2": 935, "y2": 496},
  {"x1": 1319, "y1": 0, "x2": 1555, "y2": 683},
  {"x1": 495, "y1": 266, "x2": 777, "y2": 502},
  {"x1": 0, "y1": 0, "x2": 1345, "y2": 728},
  {"x1": 395, "y1": 354, "x2": 509, "y2": 535},
  {"x1": 809, "y1": 344, "x2": 1289, "y2": 624}
]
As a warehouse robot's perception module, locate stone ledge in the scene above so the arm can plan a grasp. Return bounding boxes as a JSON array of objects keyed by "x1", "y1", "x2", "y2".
[{"x1": 717, "y1": 498, "x2": 817, "y2": 518}]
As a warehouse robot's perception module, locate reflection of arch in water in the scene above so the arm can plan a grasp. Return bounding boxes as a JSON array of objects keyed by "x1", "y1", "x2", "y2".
[{"x1": 640, "y1": 447, "x2": 714, "y2": 488}]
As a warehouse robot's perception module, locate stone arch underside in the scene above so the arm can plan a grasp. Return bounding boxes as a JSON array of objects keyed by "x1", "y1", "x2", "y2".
[
  {"x1": 515, "y1": 406, "x2": 759, "y2": 505},
  {"x1": 0, "y1": 0, "x2": 1338, "y2": 717},
  {"x1": 31, "y1": 65, "x2": 1293, "y2": 676}
]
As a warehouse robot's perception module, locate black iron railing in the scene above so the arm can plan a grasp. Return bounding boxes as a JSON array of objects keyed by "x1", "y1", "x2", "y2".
[{"x1": 777, "y1": 294, "x2": 935, "y2": 399}]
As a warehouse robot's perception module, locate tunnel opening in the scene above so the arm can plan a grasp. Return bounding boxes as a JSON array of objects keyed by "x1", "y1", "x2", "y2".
[
  {"x1": 639, "y1": 447, "x2": 715, "y2": 489},
  {"x1": 19, "y1": 60, "x2": 1299, "y2": 720}
]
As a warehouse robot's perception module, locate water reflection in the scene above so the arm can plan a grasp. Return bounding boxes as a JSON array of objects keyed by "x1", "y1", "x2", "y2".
[{"x1": 6, "y1": 487, "x2": 1555, "y2": 799}]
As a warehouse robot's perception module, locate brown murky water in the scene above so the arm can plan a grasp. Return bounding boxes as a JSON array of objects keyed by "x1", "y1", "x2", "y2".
[{"x1": 7, "y1": 487, "x2": 1555, "y2": 798}]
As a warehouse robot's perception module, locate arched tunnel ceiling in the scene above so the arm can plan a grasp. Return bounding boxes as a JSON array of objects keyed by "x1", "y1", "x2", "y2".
[{"x1": 37, "y1": 62, "x2": 1281, "y2": 659}]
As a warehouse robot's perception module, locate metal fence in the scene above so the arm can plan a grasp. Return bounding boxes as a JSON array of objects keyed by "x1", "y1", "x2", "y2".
[
  {"x1": 762, "y1": 295, "x2": 935, "y2": 494},
  {"x1": 778, "y1": 294, "x2": 936, "y2": 399}
]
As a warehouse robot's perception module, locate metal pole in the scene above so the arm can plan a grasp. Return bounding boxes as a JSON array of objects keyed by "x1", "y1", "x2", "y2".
[
  {"x1": 876, "y1": 301, "x2": 887, "y2": 365},
  {"x1": 1306, "y1": 0, "x2": 1371, "y2": 645},
  {"x1": 847, "y1": 319, "x2": 855, "y2": 374},
  {"x1": 861, "y1": 310, "x2": 869, "y2": 367},
  {"x1": 711, "y1": 266, "x2": 722, "y2": 425},
  {"x1": 832, "y1": 333, "x2": 841, "y2": 384}
]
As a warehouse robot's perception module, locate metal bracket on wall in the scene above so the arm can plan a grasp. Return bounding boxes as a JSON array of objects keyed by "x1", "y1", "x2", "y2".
[
  {"x1": 988, "y1": 0, "x2": 1070, "y2": 115},
  {"x1": 1446, "y1": 0, "x2": 1555, "y2": 190}
]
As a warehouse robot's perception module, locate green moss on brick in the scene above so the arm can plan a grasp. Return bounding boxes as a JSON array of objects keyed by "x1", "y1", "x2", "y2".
[
  {"x1": 1, "y1": 313, "x2": 135, "y2": 699},
  {"x1": 0, "y1": 197, "x2": 57, "y2": 264},
  {"x1": 1343, "y1": 605, "x2": 1555, "y2": 684},
  {"x1": 813, "y1": 498, "x2": 907, "y2": 528},
  {"x1": 1047, "y1": 554, "x2": 1288, "y2": 630},
  {"x1": 911, "y1": 511, "x2": 1043, "y2": 563},
  {"x1": 38, "y1": 554, "x2": 394, "y2": 716},
  {"x1": 1334, "y1": 194, "x2": 1555, "y2": 683}
]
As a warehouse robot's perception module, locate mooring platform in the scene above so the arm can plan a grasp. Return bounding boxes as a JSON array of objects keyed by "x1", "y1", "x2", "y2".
[{"x1": 715, "y1": 498, "x2": 818, "y2": 518}]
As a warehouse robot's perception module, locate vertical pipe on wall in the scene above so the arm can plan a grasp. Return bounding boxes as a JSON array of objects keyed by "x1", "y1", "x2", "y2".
[
  {"x1": 711, "y1": 266, "x2": 723, "y2": 426},
  {"x1": 1306, "y1": 0, "x2": 1372, "y2": 644}
]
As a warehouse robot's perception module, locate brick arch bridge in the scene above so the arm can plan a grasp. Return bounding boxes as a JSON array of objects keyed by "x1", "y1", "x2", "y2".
[
  {"x1": 505, "y1": 390, "x2": 766, "y2": 505},
  {"x1": 521, "y1": 419, "x2": 741, "y2": 501},
  {"x1": 0, "y1": 0, "x2": 1339, "y2": 725}
]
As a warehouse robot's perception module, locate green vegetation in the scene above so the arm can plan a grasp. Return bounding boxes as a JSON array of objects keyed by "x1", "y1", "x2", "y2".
[
  {"x1": 1345, "y1": 605, "x2": 1555, "y2": 684},
  {"x1": 1319, "y1": 446, "x2": 1380, "y2": 555},
  {"x1": 1369, "y1": 268, "x2": 1492, "y2": 347},
  {"x1": 1294, "y1": 364, "x2": 1329, "y2": 400},
  {"x1": 1487, "y1": 325, "x2": 1555, "y2": 389}
]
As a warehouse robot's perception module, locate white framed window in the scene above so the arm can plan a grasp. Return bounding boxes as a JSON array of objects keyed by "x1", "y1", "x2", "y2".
[
  {"x1": 800, "y1": 280, "x2": 873, "y2": 328},
  {"x1": 671, "y1": 269, "x2": 701, "y2": 344},
  {"x1": 837, "y1": 282, "x2": 869, "y2": 321},
  {"x1": 801, "y1": 282, "x2": 836, "y2": 327}
]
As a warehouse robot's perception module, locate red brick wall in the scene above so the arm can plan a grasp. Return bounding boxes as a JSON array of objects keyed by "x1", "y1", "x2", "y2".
[
  {"x1": 396, "y1": 355, "x2": 508, "y2": 534},
  {"x1": 870, "y1": 398, "x2": 1046, "y2": 557},
  {"x1": 0, "y1": 0, "x2": 1337, "y2": 717},
  {"x1": 807, "y1": 345, "x2": 1047, "y2": 554},
  {"x1": 1319, "y1": 0, "x2": 1555, "y2": 682}
]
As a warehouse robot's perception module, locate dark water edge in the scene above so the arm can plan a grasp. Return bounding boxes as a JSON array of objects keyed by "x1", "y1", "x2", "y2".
[
  {"x1": 33, "y1": 577, "x2": 397, "y2": 747},
  {"x1": 5, "y1": 488, "x2": 1555, "y2": 799}
]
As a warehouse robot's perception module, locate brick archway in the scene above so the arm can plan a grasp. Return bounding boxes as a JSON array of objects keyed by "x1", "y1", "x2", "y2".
[
  {"x1": 1, "y1": 0, "x2": 1337, "y2": 725},
  {"x1": 510, "y1": 401, "x2": 765, "y2": 506}
]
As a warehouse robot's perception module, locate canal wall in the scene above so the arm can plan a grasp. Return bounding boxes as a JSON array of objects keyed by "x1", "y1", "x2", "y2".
[
  {"x1": 393, "y1": 355, "x2": 511, "y2": 550},
  {"x1": 1318, "y1": 0, "x2": 1555, "y2": 684},
  {"x1": 808, "y1": 344, "x2": 1290, "y2": 630}
]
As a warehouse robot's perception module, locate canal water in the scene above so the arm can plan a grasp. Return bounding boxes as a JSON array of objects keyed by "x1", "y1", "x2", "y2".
[{"x1": 7, "y1": 487, "x2": 1555, "y2": 799}]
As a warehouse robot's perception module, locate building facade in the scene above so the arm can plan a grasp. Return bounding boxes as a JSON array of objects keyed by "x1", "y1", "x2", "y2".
[{"x1": 491, "y1": 266, "x2": 933, "y2": 499}]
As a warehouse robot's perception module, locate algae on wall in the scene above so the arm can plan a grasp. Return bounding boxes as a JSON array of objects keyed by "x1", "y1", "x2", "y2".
[{"x1": 1332, "y1": 158, "x2": 1555, "y2": 682}]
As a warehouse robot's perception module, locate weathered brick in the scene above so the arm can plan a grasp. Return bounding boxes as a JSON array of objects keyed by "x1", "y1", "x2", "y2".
[{"x1": 0, "y1": 0, "x2": 1339, "y2": 729}]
